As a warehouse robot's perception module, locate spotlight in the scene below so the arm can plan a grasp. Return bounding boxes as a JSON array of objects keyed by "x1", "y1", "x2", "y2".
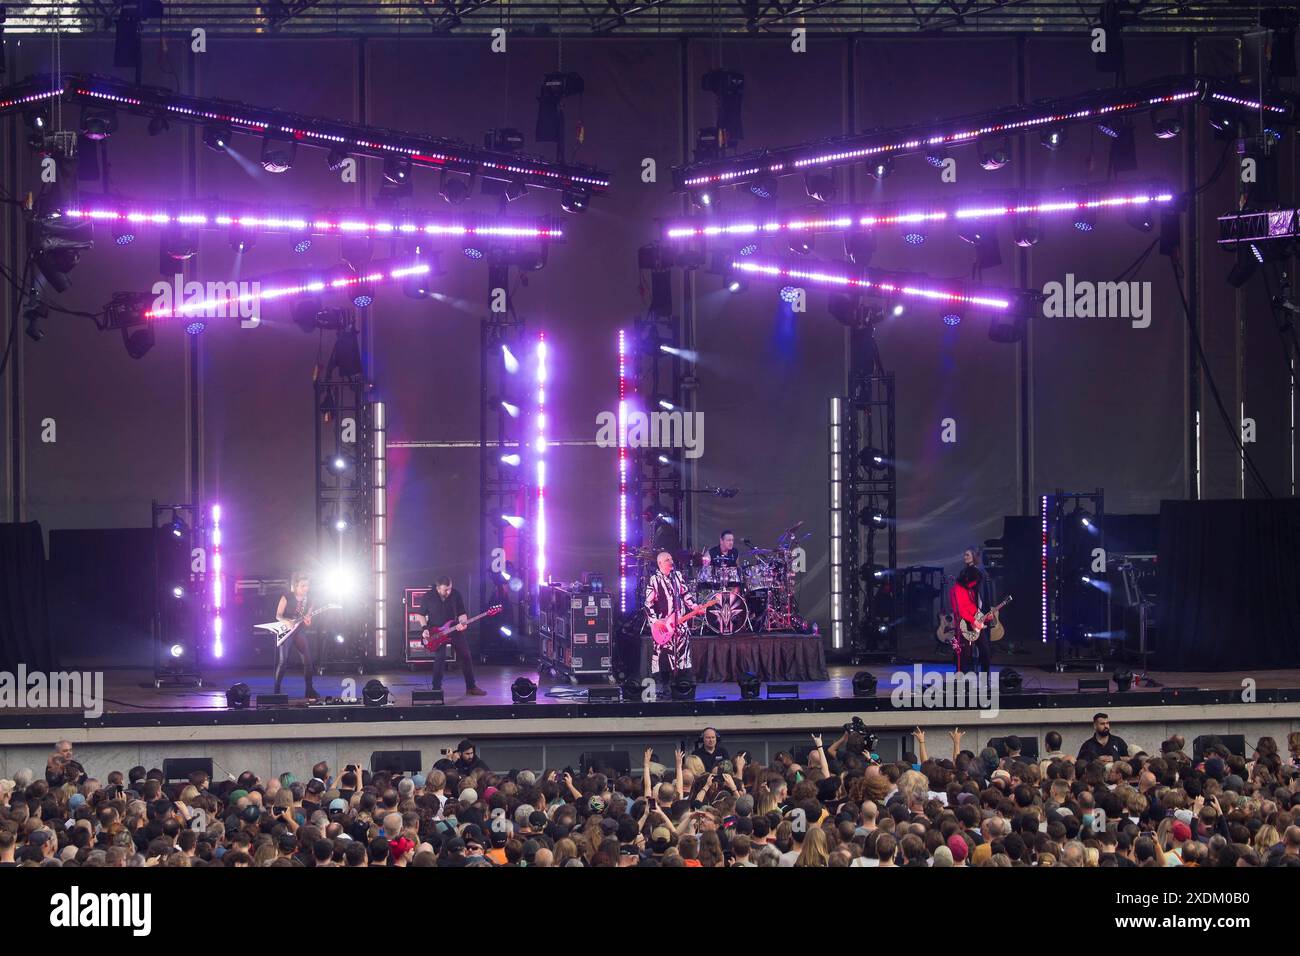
[
  {"x1": 868, "y1": 156, "x2": 894, "y2": 181},
  {"x1": 923, "y1": 149, "x2": 946, "y2": 168},
  {"x1": 147, "y1": 113, "x2": 170, "y2": 137},
  {"x1": 787, "y1": 233, "x2": 813, "y2": 255},
  {"x1": 340, "y1": 237, "x2": 373, "y2": 270},
  {"x1": 203, "y1": 123, "x2": 232, "y2": 153},
  {"x1": 726, "y1": 273, "x2": 746, "y2": 294},
  {"x1": 228, "y1": 230, "x2": 255, "y2": 254},
  {"x1": 738, "y1": 672, "x2": 761, "y2": 701},
  {"x1": 1151, "y1": 111, "x2": 1182, "y2": 140},
  {"x1": 561, "y1": 188, "x2": 591, "y2": 214},
  {"x1": 436, "y1": 170, "x2": 472, "y2": 205},
  {"x1": 171, "y1": 585, "x2": 185, "y2": 599},
  {"x1": 1226, "y1": 247, "x2": 1258, "y2": 288},
  {"x1": 122, "y1": 325, "x2": 155, "y2": 359},
  {"x1": 778, "y1": 285, "x2": 801, "y2": 305},
  {"x1": 292, "y1": 233, "x2": 313, "y2": 254},
  {"x1": 502, "y1": 344, "x2": 520, "y2": 373},
  {"x1": 857, "y1": 447, "x2": 888, "y2": 471},
  {"x1": 334, "y1": 516, "x2": 349, "y2": 532},
  {"x1": 80, "y1": 106, "x2": 118, "y2": 141},
  {"x1": 1039, "y1": 127, "x2": 1066, "y2": 150},
  {"x1": 499, "y1": 453, "x2": 521, "y2": 466},
  {"x1": 621, "y1": 675, "x2": 646, "y2": 701},
  {"x1": 260, "y1": 134, "x2": 296, "y2": 174},
  {"x1": 500, "y1": 626, "x2": 513, "y2": 638},
  {"x1": 500, "y1": 400, "x2": 520, "y2": 418},
  {"x1": 503, "y1": 180, "x2": 528, "y2": 203},
  {"x1": 363, "y1": 679, "x2": 390, "y2": 707},
  {"x1": 383, "y1": 155, "x2": 412, "y2": 186},
  {"x1": 858, "y1": 506, "x2": 887, "y2": 526},
  {"x1": 1012, "y1": 216, "x2": 1040, "y2": 248},
  {"x1": 670, "y1": 676, "x2": 696, "y2": 701},
  {"x1": 167, "y1": 512, "x2": 188, "y2": 538},
  {"x1": 161, "y1": 230, "x2": 198, "y2": 261},
  {"x1": 1096, "y1": 119, "x2": 1123, "y2": 139},
  {"x1": 890, "y1": 304, "x2": 905, "y2": 317},
  {"x1": 184, "y1": 320, "x2": 206, "y2": 336},
  {"x1": 1208, "y1": 109, "x2": 1238, "y2": 137},
  {"x1": 1073, "y1": 206, "x2": 1097, "y2": 233},
  {"x1": 843, "y1": 230, "x2": 876, "y2": 265},
  {"x1": 511, "y1": 677, "x2": 538, "y2": 704},
  {"x1": 501, "y1": 514, "x2": 524, "y2": 529},
  {"x1": 226, "y1": 682, "x2": 251, "y2": 710},
  {"x1": 977, "y1": 137, "x2": 1011, "y2": 171},
  {"x1": 804, "y1": 171, "x2": 836, "y2": 203},
  {"x1": 169, "y1": 643, "x2": 185, "y2": 659},
  {"x1": 1125, "y1": 203, "x2": 1154, "y2": 232},
  {"x1": 851, "y1": 671, "x2": 878, "y2": 697},
  {"x1": 352, "y1": 284, "x2": 375, "y2": 309},
  {"x1": 112, "y1": 221, "x2": 136, "y2": 246},
  {"x1": 1113, "y1": 668, "x2": 1134, "y2": 692},
  {"x1": 902, "y1": 227, "x2": 926, "y2": 246},
  {"x1": 691, "y1": 190, "x2": 713, "y2": 209},
  {"x1": 463, "y1": 245, "x2": 484, "y2": 260},
  {"x1": 943, "y1": 313, "x2": 962, "y2": 326},
  {"x1": 750, "y1": 176, "x2": 778, "y2": 200},
  {"x1": 291, "y1": 298, "x2": 325, "y2": 333},
  {"x1": 326, "y1": 148, "x2": 350, "y2": 172},
  {"x1": 738, "y1": 242, "x2": 759, "y2": 257},
  {"x1": 1000, "y1": 668, "x2": 1023, "y2": 692}
]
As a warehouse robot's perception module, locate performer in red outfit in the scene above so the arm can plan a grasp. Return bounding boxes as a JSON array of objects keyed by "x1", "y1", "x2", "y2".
[{"x1": 950, "y1": 565, "x2": 992, "y2": 676}]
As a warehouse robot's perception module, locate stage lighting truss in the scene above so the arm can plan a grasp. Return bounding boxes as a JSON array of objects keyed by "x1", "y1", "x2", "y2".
[
  {"x1": 58, "y1": 196, "x2": 565, "y2": 244},
  {"x1": 0, "y1": 73, "x2": 610, "y2": 197},
  {"x1": 672, "y1": 77, "x2": 1292, "y2": 193},
  {"x1": 1217, "y1": 207, "x2": 1300, "y2": 250},
  {"x1": 730, "y1": 258, "x2": 1042, "y2": 316},
  {"x1": 123, "y1": 259, "x2": 430, "y2": 321},
  {"x1": 661, "y1": 180, "x2": 1177, "y2": 244}
]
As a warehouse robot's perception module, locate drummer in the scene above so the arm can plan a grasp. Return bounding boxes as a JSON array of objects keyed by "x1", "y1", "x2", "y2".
[{"x1": 702, "y1": 530, "x2": 742, "y2": 591}]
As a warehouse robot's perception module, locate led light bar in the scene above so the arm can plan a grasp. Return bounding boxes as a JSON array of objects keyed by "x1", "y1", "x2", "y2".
[
  {"x1": 663, "y1": 181, "x2": 1177, "y2": 241},
  {"x1": 60, "y1": 196, "x2": 566, "y2": 243},
  {"x1": 534, "y1": 334, "x2": 549, "y2": 589},
  {"x1": 210, "y1": 503, "x2": 224, "y2": 660},
  {"x1": 0, "y1": 73, "x2": 610, "y2": 194},
  {"x1": 618, "y1": 328, "x2": 630, "y2": 615},
  {"x1": 142, "y1": 259, "x2": 430, "y2": 319},
  {"x1": 673, "y1": 77, "x2": 1292, "y2": 192},
  {"x1": 732, "y1": 258, "x2": 1040, "y2": 314}
]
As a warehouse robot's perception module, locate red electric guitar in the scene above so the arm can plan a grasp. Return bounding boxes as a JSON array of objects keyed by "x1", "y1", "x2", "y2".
[
  {"x1": 650, "y1": 595, "x2": 722, "y2": 646},
  {"x1": 421, "y1": 605, "x2": 503, "y2": 650}
]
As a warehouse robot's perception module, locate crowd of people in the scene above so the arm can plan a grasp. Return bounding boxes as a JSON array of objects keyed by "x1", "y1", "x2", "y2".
[{"x1": 3, "y1": 718, "x2": 1299, "y2": 867}]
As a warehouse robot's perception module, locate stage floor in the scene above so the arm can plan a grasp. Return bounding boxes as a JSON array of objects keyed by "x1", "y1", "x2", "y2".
[{"x1": 9, "y1": 661, "x2": 1300, "y2": 718}]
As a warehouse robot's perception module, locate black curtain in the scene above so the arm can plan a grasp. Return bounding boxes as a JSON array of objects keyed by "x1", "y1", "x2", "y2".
[
  {"x1": 0, "y1": 522, "x2": 53, "y2": 671},
  {"x1": 1155, "y1": 499, "x2": 1300, "y2": 670}
]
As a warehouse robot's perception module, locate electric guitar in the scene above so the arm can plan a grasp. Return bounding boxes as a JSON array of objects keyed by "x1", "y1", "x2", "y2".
[
  {"x1": 421, "y1": 605, "x2": 503, "y2": 650},
  {"x1": 958, "y1": 595, "x2": 1012, "y2": 644},
  {"x1": 650, "y1": 595, "x2": 722, "y2": 646},
  {"x1": 256, "y1": 603, "x2": 343, "y2": 648}
]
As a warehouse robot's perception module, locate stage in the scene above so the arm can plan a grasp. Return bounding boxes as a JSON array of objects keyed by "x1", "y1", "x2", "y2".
[{"x1": 2, "y1": 662, "x2": 1297, "y2": 786}]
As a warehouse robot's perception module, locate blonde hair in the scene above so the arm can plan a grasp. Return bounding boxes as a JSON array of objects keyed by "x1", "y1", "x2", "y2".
[{"x1": 794, "y1": 827, "x2": 829, "y2": 867}]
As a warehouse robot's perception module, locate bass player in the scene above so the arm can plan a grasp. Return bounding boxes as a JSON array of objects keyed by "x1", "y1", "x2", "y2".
[{"x1": 415, "y1": 576, "x2": 486, "y2": 697}]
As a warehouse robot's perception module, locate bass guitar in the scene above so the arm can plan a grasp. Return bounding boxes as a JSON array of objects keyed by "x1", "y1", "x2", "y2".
[
  {"x1": 256, "y1": 603, "x2": 343, "y2": 648},
  {"x1": 422, "y1": 605, "x2": 503, "y2": 650},
  {"x1": 650, "y1": 595, "x2": 722, "y2": 646}
]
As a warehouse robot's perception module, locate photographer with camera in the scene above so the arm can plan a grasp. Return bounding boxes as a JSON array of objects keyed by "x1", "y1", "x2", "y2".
[{"x1": 828, "y1": 716, "x2": 880, "y2": 769}]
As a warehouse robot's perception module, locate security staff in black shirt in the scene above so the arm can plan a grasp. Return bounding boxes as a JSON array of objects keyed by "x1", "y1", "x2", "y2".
[
  {"x1": 416, "y1": 577, "x2": 485, "y2": 696},
  {"x1": 1077, "y1": 713, "x2": 1128, "y2": 764}
]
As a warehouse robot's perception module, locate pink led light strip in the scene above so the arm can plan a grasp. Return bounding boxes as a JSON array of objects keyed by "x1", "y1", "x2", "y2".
[
  {"x1": 62, "y1": 201, "x2": 564, "y2": 241},
  {"x1": 144, "y1": 263, "x2": 430, "y2": 319},
  {"x1": 664, "y1": 183, "x2": 1176, "y2": 240},
  {"x1": 733, "y1": 259, "x2": 1015, "y2": 311}
]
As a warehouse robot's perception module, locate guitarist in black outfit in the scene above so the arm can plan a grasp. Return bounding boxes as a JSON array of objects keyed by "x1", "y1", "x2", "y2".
[
  {"x1": 417, "y1": 577, "x2": 486, "y2": 697},
  {"x1": 274, "y1": 571, "x2": 319, "y2": 700}
]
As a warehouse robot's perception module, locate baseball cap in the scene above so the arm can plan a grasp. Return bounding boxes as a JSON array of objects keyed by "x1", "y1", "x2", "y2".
[
  {"x1": 1171, "y1": 821, "x2": 1192, "y2": 843},
  {"x1": 446, "y1": 837, "x2": 466, "y2": 852},
  {"x1": 412, "y1": 774, "x2": 427, "y2": 788},
  {"x1": 69, "y1": 793, "x2": 86, "y2": 810},
  {"x1": 328, "y1": 798, "x2": 348, "y2": 813}
]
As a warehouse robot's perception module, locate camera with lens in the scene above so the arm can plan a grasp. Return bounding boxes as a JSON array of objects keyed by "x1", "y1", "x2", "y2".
[{"x1": 842, "y1": 716, "x2": 879, "y2": 755}]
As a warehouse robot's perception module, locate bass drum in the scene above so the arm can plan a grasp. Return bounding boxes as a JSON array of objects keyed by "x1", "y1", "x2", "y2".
[{"x1": 705, "y1": 589, "x2": 750, "y2": 636}]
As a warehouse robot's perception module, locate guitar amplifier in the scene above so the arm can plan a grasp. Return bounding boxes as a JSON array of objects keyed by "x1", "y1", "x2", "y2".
[
  {"x1": 403, "y1": 587, "x2": 456, "y2": 665},
  {"x1": 539, "y1": 585, "x2": 614, "y2": 677}
]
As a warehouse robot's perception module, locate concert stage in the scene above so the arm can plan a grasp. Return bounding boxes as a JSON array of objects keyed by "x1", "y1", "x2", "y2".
[{"x1": 2, "y1": 664, "x2": 1297, "y2": 786}]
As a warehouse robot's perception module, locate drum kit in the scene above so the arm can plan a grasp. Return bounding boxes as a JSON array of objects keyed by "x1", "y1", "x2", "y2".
[{"x1": 634, "y1": 522, "x2": 811, "y2": 636}]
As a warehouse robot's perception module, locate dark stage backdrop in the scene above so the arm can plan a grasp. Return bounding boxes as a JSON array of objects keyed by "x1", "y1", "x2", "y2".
[
  {"x1": 2, "y1": 36, "x2": 1294, "y2": 664},
  {"x1": 1156, "y1": 499, "x2": 1300, "y2": 670}
]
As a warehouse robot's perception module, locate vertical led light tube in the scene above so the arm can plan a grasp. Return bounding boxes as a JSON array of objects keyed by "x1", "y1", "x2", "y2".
[
  {"x1": 373, "y1": 401, "x2": 387, "y2": 657},
  {"x1": 535, "y1": 335, "x2": 548, "y2": 588}
]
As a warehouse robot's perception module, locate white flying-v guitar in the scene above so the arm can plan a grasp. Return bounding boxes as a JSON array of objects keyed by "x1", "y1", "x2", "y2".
[{"x1": 256, "y1": 603, "x2": 342, "y2": 648}]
